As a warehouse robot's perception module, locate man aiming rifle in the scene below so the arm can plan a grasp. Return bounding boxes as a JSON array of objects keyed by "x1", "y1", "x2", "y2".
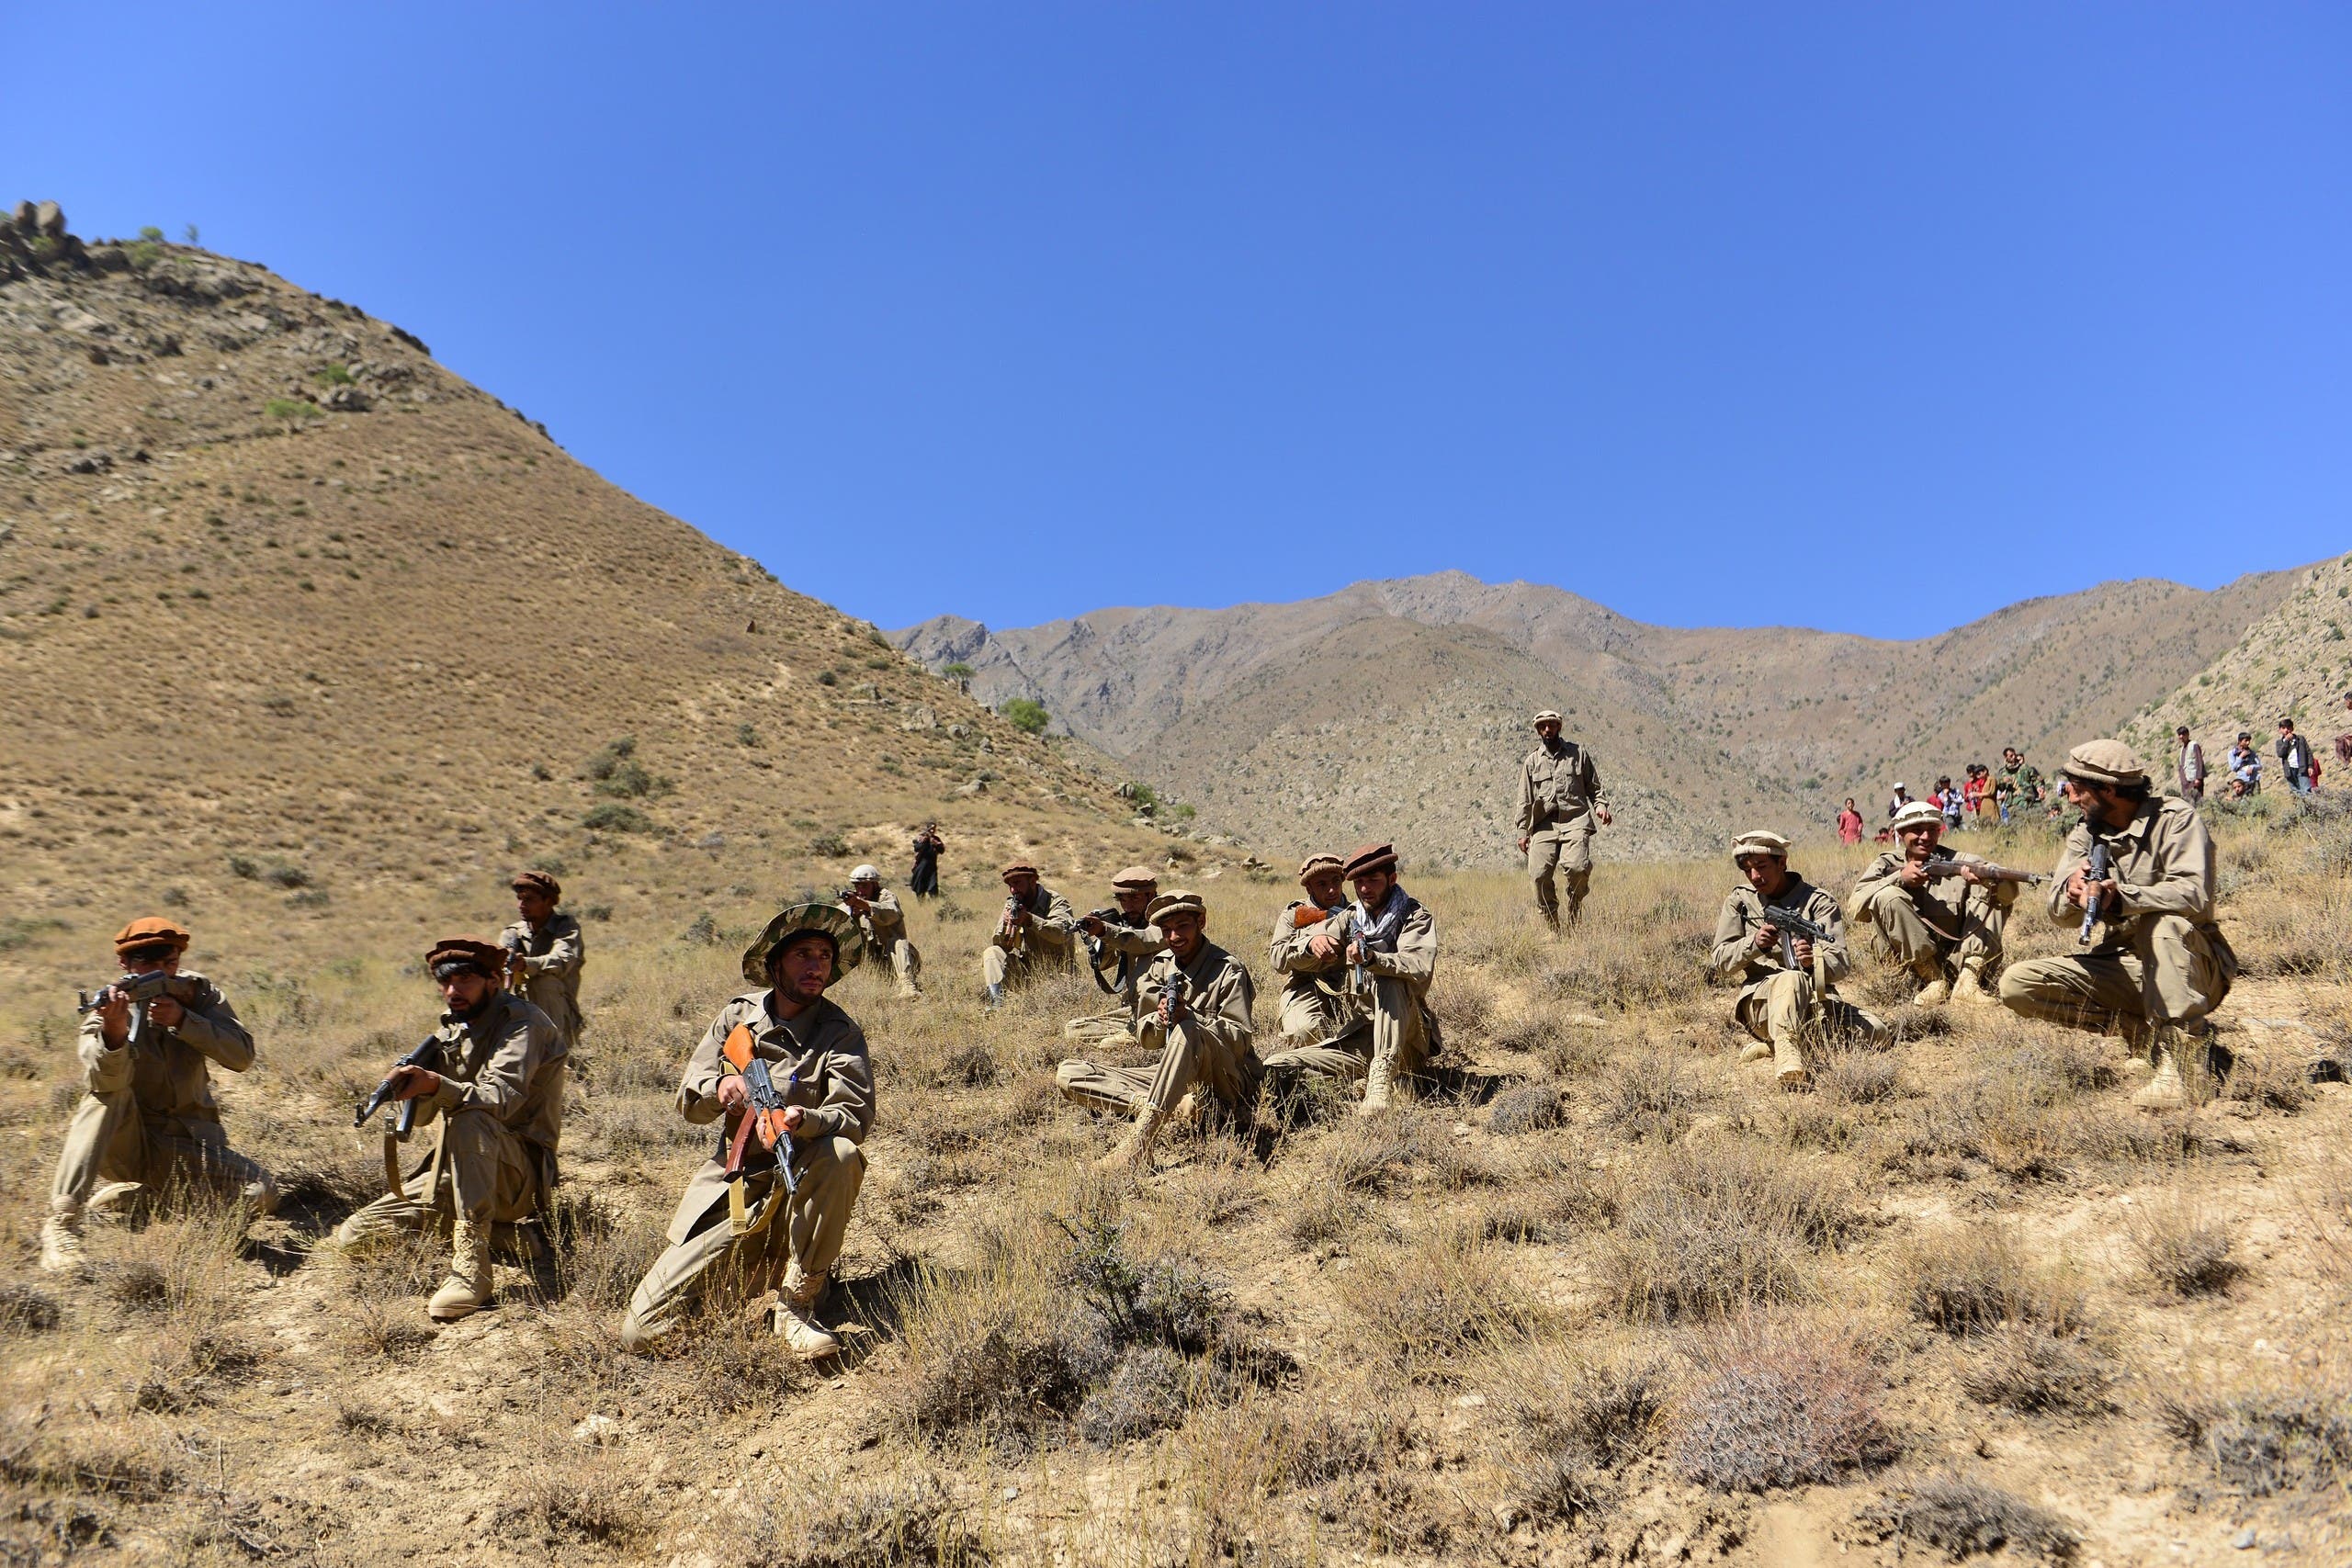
[
  {"x1": 1708, "y1": 831, "x2": 1884, "y2": 1091},
  {"x1": 1849, "y1": 800, "x2": 2023, "y2": 1008}
]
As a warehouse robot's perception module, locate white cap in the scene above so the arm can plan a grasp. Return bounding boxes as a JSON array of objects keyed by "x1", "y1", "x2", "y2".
[
  {"x1": 850, "y1": 864, "x2": 880, "y2": 883},
  {"x1": 1893, "y1": 782, "x2": 1906, "y2": 790}
]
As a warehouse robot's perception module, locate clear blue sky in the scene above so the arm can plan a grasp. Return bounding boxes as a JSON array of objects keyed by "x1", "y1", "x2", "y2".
[{"x1": 15, "y1": 5, "x2": 2348, "y2": 638}]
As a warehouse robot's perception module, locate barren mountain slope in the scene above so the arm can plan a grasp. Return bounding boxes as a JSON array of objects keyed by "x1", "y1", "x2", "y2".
[
  {"x1": 902, "y1": 565, "x2": 2298, "y2": 859},
  {"x1": 0, "y1": 208, "x2": 1165, "y2": 939},
  {"x1": 2124, "y1": 551, "x2": 2352, "y2": 772}
]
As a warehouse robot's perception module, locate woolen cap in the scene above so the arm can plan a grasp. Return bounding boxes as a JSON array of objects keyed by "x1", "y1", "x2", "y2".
[
  {"x1": 1890, "y1": 801, "x2": 1945, "y2": 833},
  {"x1": 1341, "y1": 841, "x2": 1398, "y2": 878},
  {"x1": 425, "y1": 937, "x2": 507, "y2": 977},
  {"x1": 113, "y1": 917, "x2": 192, "y2": 958},
  {"x1": 1532, "y1": 710, "x2": 1563, "y2": 726},
  {"x1": 511, "y1": 869, "x2": 560, "y2": 901},
  {"x1": 2061, "y1": 739, "x2": 2147, "y2": 787},
  {"x1": 1147, "y1": 889, "x2": 1206, "y2": 924},
  {"x1": 1296, "y1": 853, "x2": 1343, "y2": 884},
  {"x1": 1000, "y1": 859, "x2": 1039, "y2": 881},
  {"x1": 1110, "y1": 864, "x2": 1159, "y2": 890},
  {"x1": 1731, "y1": 829, "x2": 1790, "y2": 862},
  {"x1": 741, "y1": 903, "x2": 865, "y2": 987}
]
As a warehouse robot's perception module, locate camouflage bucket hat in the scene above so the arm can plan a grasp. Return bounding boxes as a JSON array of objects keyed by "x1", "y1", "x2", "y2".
[{"x1": 741, "y1": 903, "x2": 866, "y2": 987}]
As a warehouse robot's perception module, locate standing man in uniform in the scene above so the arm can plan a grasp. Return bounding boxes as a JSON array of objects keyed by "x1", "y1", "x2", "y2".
[
  {"x1": 1261, "y1": 854, "x2": 1365, "y2": 1055},
  {"x1": 981, "y1": 860, "x2": 1080, "y2": 1008},
  {"x1": 1057, "y1": 890, "x2": 1258, "y2": 1171},
  {"x1": 41, "y1": 919, "x2": 277, "y2": 1271},
  {"x1": 332, "y1": 938, "x2": 568, "y2": 1322},
  {"x1": 1849, "y1": 800, "x2": 2018, "y2": 1008},
  {"x1": 1708, "y1": 831, "x2": 1882, "y2": 1091},
  {"x1": 840, "y1": 864, "x2": 921, "y2": 998},
  {"x1": 1515, "y1": 710, "x2": 1611, "y2": 935},
  {"x1": 1065, "y1": 866, "x2": 1166, "y2": 1043},
  {"x1": 1998, "y1": 740, "x2": 2237, "y2": 1111},
  {"x1": 619, "y1": 906, "x2": 872, "y2": 1359},
  {"x1": 499, "y1": 871, "x2": 584, "y2": 1052},
  {"x1": 2175, "y1": 727, "x2": 2207, "y2": 807},
  {"x1": 1996, "y1": 748, "x2": 2046, "y2": 824}
]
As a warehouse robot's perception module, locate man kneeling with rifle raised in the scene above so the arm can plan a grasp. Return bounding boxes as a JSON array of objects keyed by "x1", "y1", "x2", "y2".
[
  {"x1": 332, "y1": 938, "x2": 567, "y2": 1322},
  {"x1": 1849, "y1": 800, "x2": 2038, "y2": 1008},
  {"x1": 620, "y1": 905, "x2": 872, "y2": 1359},
  {"x1": 1065, "y1": 865, "x2": 1167, "y2": 1045},
  {"x1": 1708, "y1": 831, "x2": 1883, "y2": 1091},
  {"x1": 41, "y1": 919, "x2": 277, "y2": 1271}
]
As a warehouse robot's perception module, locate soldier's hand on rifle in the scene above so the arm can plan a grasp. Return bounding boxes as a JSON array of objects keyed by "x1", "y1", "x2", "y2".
[
  {"x1": 780, "y1": 1105, "x2": 805, "y2": 1135},
  {"x1": 717, "y1": 1073, "x2": 749, "y2": 1112},
  {"x1": 1790, "y1": 937, "x2": 1815, "y2": 967},
  {"x1": 1345, "y1": 939, "x2": 1368, "y2": 967},
  {"x1": 842, "y1": 893, "x2": 870, "y2": 916},
  {"x1": 149, "y1": 996, "x2": 186, "y2": 1030},
  {"x1": 1306, "y1": 930, "x2": 1340, "y2": 961},
  {"x1": 1080, "y1": 913, "x2": 1105, "y2": 937},
  {"x1": 385, "y1": 1064, "x2": 443, "y2": 1102},
  {"x1": 1955, "y1": 863, "x2": 1989, "y2": 887},
  {"x1": 1159, "y1": 991, "x2": 1190, "y2": 1026},
  {"x1": 1749, "y1": 925, "x2": 1780, "y2": 955},
  {"x1": 96, "y1": 989, "x2": 133, "y2": 1046}
]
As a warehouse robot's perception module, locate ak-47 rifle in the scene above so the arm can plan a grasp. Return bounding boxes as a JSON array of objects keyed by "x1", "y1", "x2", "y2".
[
  {"x1": 720, "y1": 1023, "x2": 800, "y2": 1235},
  {"x1": 354, "y1": 1034, "x2": 446, "y2": 1196},
  {"x1": 2079, "y1": 836, "x2": 2113, "y2": 947},
  {"x1": 1920, "y1": 855, "x2": 2044, "y2": 886},
  {"x1": 75, "y1": 971, "x2": 199, "y2": 1052},
  {"x1": 1001, "y1": 895, "x2": 1030, "y2": 960},
  {"x1": 497, "y1": 927, "x2": 533, "y2": 994},
  {"x1": 1756, "y1": 905, "x2": 1835, "y2": 1039},
  {"x1": 1080, "y1": 907, "x2": 1128, "y2": 996}
]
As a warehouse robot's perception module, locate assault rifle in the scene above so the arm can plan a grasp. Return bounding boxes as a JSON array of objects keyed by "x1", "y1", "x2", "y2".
[
  {"x1": 497, "y1": 927, "x2": 532, "y2": 992},
  {"x1": 1158, "y1": 962, "x2": 1189, "y2": 1025},
  {"x1": 1920, "y1": 855, "x2": 2045, "y2": 887},
  {"x1": 75, "y1": 972, "x2": 199, "y2": 1051},
  {"x1": 354, "y1": 1036, "x2": 444, "y2": 1131},
  {"x1": 2079, "y1": 837, "x2": 2113, "y2": 947},
  {"x1": 721, "y1": 1024, "x2": 800, "y2": 1234},
  {"x1": 1755, "y1": 906, "x2": 1834, "y2": 1039},
  {"x1": 1000, "y1": 895, "x2": 1029, "y2": 959},
  {"x1": 1080, "y1": 907, "x2": 1129, "y2": 997}
]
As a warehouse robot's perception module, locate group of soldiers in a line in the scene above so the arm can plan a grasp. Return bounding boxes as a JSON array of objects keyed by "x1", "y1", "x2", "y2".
[{"x1": 36, "y1": 728, "x2": 2234, "y2": 1363}]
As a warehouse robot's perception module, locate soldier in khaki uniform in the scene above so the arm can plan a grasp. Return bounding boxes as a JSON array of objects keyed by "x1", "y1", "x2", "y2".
[
  {"x1": 1262, "y1": 854, "x2": 1364, "y2": 1048},
  {"x1": 498, "y1": 871, "x2": 584, "y2": 1050},
  {"x1": 1515, "y1": 711, "x2": 1612, "y2": 934},
  {"x1": 1998, "y1": 739, "x2": 2238, "y2": 1111},
  {"x1": 981, "y1": 860, "x2": 1079, "y2": 1008},
  {"x1": 332, "y1": 938, "x2": 567, "y2": 1321},
  {"x1": 840, "y1": 864, "x2": 921, "y2": 998},
  {"x1": 1065, "y1": 866, "x2": 1167, "y2": 1043},
  {"x1": 620, "y1": 905, "x2": 873, "y2": 1359},
  {"x1": 1260, "y1": 842, "x2": 1441, "y2": 1113},
  {"x1": 1057, "y1": 890, "x2": 1259, "y2": 1170},
  {"x1": 1708, "y1": 831, "x2": 1882, "y2": 1090},
  {"x1": 1849, "y1": 800, "x2": 2018, "y2": 1007},
  {"x1": 40, "y1": 918, "x2": 277, "y2": 1271}
]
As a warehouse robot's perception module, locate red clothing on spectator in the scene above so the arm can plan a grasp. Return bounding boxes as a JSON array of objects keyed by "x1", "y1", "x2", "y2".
[{"x1": 1836, "y1": 808, "x2": 1864, "y2": 845}]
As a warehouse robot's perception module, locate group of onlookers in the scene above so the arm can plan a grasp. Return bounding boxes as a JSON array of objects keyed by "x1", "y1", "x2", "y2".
[
  {"x1": 2177, "y1": 713, "x2": 2328, "y2": 803},
  {"x1": 1835, "y1": 747, "x2": 2052, "y2": 844}
]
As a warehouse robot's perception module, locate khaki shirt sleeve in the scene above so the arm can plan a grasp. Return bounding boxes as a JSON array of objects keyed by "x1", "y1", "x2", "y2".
[
  {"x1": 1269, "y1": 905, "x2": 1338, "y2": 975},
  {"x1": 1095, "y1": 922, "x2": 1165, "y2": 958},
  {"x1": 2115, "y1": 808, "x2": 2216, "y2": 921},
  {"x1": 2044, "y1": 825, "x2": 2091, "y2": 924},
  {"x1": 1583, "y1": 750, "x2": 1612, "y2": 815},
  {"x1": 1848, "y1": 852, "x2": 1905, "y2": 911},
  {"x1": 1141, "y1": 954, "x2": 1255, "y2": 1053},
  {"x1": 1029, "y1": 889, "x2": 1080, "y2": 954},
  {"x1": 425, "y1": 1007, "x2": 548, "y2": 1126},
  {"x1": 1514, "y1": 755, "x2": 1541, "y2": 835},
  {"x1": 795, "y1": 1016, "x2": 875, "y2": 1145},
  {"x1": 1364, "y1": 905, "x2": 1437, "y2": 984},
  {"x1": 77, "y1": 1016, "x2": 131, "y2": 1095},
  {"x1": 676, "y1": 998, "x2": 752, "y2": 1125},
  {"x1": 169, "y1": 983, "x2": 255, "y2": 1073},
  {"x1": 1804, "y1": 888, "x2": 1854, "y2": 985},
  {"x1": 518, "y1": 919, "x2": 583, "y2": 981},
  {"x1": 1708, "y1": 893, "x2": 1763, "y2": 982}
]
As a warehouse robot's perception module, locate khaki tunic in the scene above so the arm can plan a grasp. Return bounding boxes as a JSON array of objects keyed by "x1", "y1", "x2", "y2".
[
  {"x1": 333, "y1": 991, "x2": 566, "y2": 1242},
  {"x1": 51, "y1": 971, "x2": 274, "y2": 1215},
  {"x1": 1266, "y1": 899, "x2": 1365, "y2": 1043},
  {"x1": 982, "y1": 883, "x2": 1080, "y2": 988},
  {"x1": 844, "y1": 889, "x2": 922, "y2": 994},
  {"x1": 1261, "y1": 893, "x2": 1439, "y2": 1087},
  {"x1": 619, "y1": 992, "x2": 873, "y2": 1348},
  {"x1": 1707, "y1": 878, "x2": 1877, "y2": 1074},
  {"x1": 1517, "y1": 738, "x2": 1611, "y2": 921},
  {"x1": 1998, "y1": 797, "x2": 2236, "y2": 1033},
  {"x1": 1849, "y1": 851, "x2": 2016, "y2": 974},
  {"x1": 499, "y1": 912, "x2": 585, "y2": 1047},
  {"x1": 1057, "y1": 941, "x2": 1259, "y2": 1116}
]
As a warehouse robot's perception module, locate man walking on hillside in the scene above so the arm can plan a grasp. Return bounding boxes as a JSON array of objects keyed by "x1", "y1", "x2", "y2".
[
  {"x1": 2174, "y1": 728, "x2": 2207, "y2": 806},
  {"x1": 1057, "y1": 890, "x2": 1259, "y2": 1171},
  {"x1": 1261, "y1": 853, "x2": 1367, "y2": 1052},
  {"x1": 2277, "y1": 717, "x2": 2314, "y2": 795},
  {"x1": 618, "y1": 906, "x2": 872, "y2": 1359},
  {"x1": 499, "y1": 871, "x2": 585, "y2": 1052},
  {"x1": 1515, "y1": 710, "x2": 1611, "y2": 935},
  {"x1": 41, "y1": 918, "x2": 278, "y2": 1271},
  {"x1": 1709, "y1": 832, "x2": 1882, "y2": 1092},
  {"x1": 1997, "y1": 740, "x2": 2237, "y2": 1112},
  {"x1": 1849, "y1": 801, "x2": 2018, "y2": 1008},
  {"x1": 981, "y1": 860, "x2": 1078, "y2": 1008},
  {"x1": 1065, "y1": 866, "x2": 1166, "y2": 1043},
  {"x1": 840, "y1": 865, "x2": 921, "y2": 998},
  {"x1": 332, "y1": 938, "x2": 567, "y2": 1321}
]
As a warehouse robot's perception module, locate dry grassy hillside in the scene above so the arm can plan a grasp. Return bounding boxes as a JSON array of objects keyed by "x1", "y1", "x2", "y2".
[
  {"x1": 0, "y1": 207, "x2": 1181, "y2": 954},
  {"x1": 2125, "y1": 552, "x2": 2352, "y2": 779},
  {"x1": 899, "y1": 568, "x2": 2298, "y2": 863}
]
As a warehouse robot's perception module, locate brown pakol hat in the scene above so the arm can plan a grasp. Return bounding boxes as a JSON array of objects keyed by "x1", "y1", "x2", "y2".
[
  {"x1": 1110, "y1": 864, "x2": 1159, "y2": 890},
  {"x1": 511, "y1": 869, "x2": 561, "y2": 901},
  {"x1": 1001, "y1": 859, "x2": 1039, "y2": 881},
  {"x1": 1147, "y1": 889, "x2": 1206, "y2": 925},
  {"x1": 1342, "y1": 841, "x2": 1398, "y2": 878},
  {"x1": 1296, "y1": 853, "x2": 1343, "y2": 884},
  {"x1": 425, "y1": 937, "x2": 507, "y2": 976},
  {"x1": 2061, "y1": 739, "x2": 2147, "y2": 787},
  {"x1": 114, "y1": 917, "x2": 192, "y2": 958}
]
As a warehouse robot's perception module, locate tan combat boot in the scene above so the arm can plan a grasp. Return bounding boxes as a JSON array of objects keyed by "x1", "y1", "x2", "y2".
[
  {"x1": 1951, "y1": 961, "x2": 1992, "y2": 1006},
  {"x1": 426, "y1": 1214, "x2": 493, "y2": 1321},
  {"x1": 1358, "y1": 1044, "x2": 1399, "y2": 1115},
  {"x1": 1738, "y1": 1041, "x2": 1773, "y2": 1065},
  {"x1": 775, "y1": 1267, "x2": 839, "y2": 1361},
  {"x1": 1096, "y1": 1105, "x2": 1165, "y2": 1171},
  {"x1": 2132, "y1": 1045, "x2": 2188, "y2": 1111},
  {"x1": 1912, "y1": 959, "x2": 1951, "y2": 1009},
  {"x1": 38, "y1": 1209, "x2": 85, "y2": 1274}
]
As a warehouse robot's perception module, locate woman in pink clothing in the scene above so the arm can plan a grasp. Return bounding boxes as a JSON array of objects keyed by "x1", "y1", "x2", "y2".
[{"x1": 1835, "y1": 799, "x2": 1864, "y2": 845}]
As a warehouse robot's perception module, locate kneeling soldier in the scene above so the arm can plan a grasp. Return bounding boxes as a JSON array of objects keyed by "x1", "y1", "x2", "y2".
[
  {"x1": 332, "y1": 938, "x2": 568, "y2": 1322},
  {"x1": 1709, "y1": 831, "x2": 1881, "y2": 1090},
  {"x1": 1057, "y1": 890, "x2": 1259, "y2": 1171},
  {"x1": 42, "y1": 918, "x2": 277, "y2": 1271},
  {"x1": 1997, "y1": 739, "x2": 2237, "y2": 1111},
  {"x1": 1261, "y1": 842, "x2": 1440, "y2": 1113},
  {"x1": 620, "y1": 905, "x2": 872, "y2": 1359},
  {"x1": 498, "y1": 870, "x2": 585, "y2": 1051},
  {"x1": 1263, "y1": 854, "x2": 1365, "y2": 1049},
  {"x1": 981, "y1": 860, "x2": 1079, "y2": 1007},
  {"x1": 1850, "y1": 801, "x2": 2018, "y2": 1007},
  {"x1": 1065, "y1": 866, "x2": 1167, "y2": 1044},
  {"x1": 841, "y1": 864, "x2": 921, "y2": 998}
]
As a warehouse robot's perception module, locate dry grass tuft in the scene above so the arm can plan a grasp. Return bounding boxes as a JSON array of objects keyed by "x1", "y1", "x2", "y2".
[
  {"x1": 2125, "y1": 1198, "x2": 2241, "y2": 1296},
  {"x1": 2157, "y1": 1377, "x2": 2352, "y2": 1498},
  {"x1": 730, "y1": 1470, "x2": 988, "y2": 1567},
  {"x1": 0, "y1": 1283, "x2": 62, "y2": 1335},
  {"x1": 1602, "y1": 1142, "x2": 1854, "y2": 1322},
  {"x1": 497, "y1": 1464, "x2": 648, "y2": 1549},
  {"x1": 1320, "y1": 1112, "x2": 1503, "y2": 1195},
  {"x1": 1894, "y1": 1227, "x2": 2085, "y2": 1337},
  {"x1": 1671, "y1": 1313, "x2": 1896, "y2": 1492},
  {"x1": 1593, "y1": 1048, "x2": 1699, "y2": 1143},
  {"x1": 1855, "y1": 1472, "x2": 2080, "y2": 1562},
  {"x1": 1334, "y1": 1225, "x2": 1540, "y2": 1382},
  {"x1": 1956, "y1": 1324, "x2": 2117, "y2": 1416},
  {"x1": 1487, "y1": 1082, "x2": 1566, "y2": 1136}
]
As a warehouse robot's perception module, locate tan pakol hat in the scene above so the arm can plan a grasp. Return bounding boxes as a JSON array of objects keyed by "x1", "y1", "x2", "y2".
[
  {"x1": 1889, "y1": 801, "x2": 1944, "y2": 833},
  {"x1": 1110, "y1": 864, "x2": 1159, "y2": 890},
  {"x1": 1731, "y1": 829, "x2": 1790, "y2": 862},
  {"x1": 1147, "y1": 889, "x2": 1206, "y2": 924},
  {"x1": 2062, "y1": 739, "x2": 2147, "y2": 786},
  {"x1": 1532, "y1": 710, "x2": 1563, "y2": 726},
  {"x1": 1296, "y1": 853, "x2": 1343, "y2": 884}
]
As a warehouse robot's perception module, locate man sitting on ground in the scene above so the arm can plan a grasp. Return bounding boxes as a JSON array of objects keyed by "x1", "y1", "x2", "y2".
[
  {"x1": 1849, "y1": 800, "x2": 2017, "y2": 1008},
  {"x1": 1708, "y1": 831, "x2": 1882, "y2": 1091}
]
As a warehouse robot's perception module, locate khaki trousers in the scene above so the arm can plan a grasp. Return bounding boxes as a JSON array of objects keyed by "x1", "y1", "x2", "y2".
[
  {"x1": 1527, "y1": 821, "x2": 1595, "y2": 927},
  {"x1": 331, "y1": 1109, "x2": 541, "y2": 1247},
  {"x1": 1062, "y1": 1008, "x2": 1137, "y2": 1044},
  {"x1": 1736, "y1": 972, "x2": 1884, "y2": 1078},
  {"x1": 1859, "y1": 882, "x2": 2016, "y2": 974},
  {"x1": 49, "y1": 1094, "x2": 276, "y2": 1218},
  {"x1": 1057, "y1": 1018, "x2": 1261, "y2": 1119},
  {"x1": 1997, "y1": 915, "x2": 2232, "y2": 1035},
  {"x1": 1260, "y1": 976, "x2": 1423, "y2": 1086},
  {"x1": 618, "y1": 1137, "x2": 865, "y2": 1350},
  {"x1": 981, "y1": 943, "x2": 1059, "y2": 990},
  {"x1": 882, "y1": 937, "x2": 922, "y2": 996},
  {"x1": 1274, "y1": 982, "x2": 1364, "y2": 1046}
]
